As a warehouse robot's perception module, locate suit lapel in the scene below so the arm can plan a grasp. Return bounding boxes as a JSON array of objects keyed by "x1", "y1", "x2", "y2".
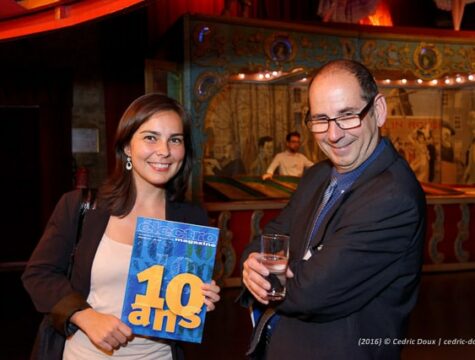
[
  {"x1": 305, "y1": 139, "x2": 400, "y2": 253},
  {"x1": 308, "y1": 190, "x2": 347, "y2": 251}
]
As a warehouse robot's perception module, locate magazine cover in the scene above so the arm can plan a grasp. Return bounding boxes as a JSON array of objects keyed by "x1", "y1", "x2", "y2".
[{"x1": 121, "y1": 217, "x2": 219, "y2": 343}]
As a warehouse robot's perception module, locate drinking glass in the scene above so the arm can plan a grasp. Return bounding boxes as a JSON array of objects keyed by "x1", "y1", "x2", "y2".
[{"x1": 260, "y1": 234, "x2": 289, "y2": 300}]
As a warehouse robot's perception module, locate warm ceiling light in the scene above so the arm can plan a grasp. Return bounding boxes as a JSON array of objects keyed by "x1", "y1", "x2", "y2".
[
  {"x1": 431, "y1": 79, "x2": 438, "y2": 85},
  {"x1": 417, "y1": 79, "x2": 423, "y2": 84},
  {"x1": 238, "y1": 73, "x2": 245, "y2": 79},
  {"x1": 469, "y1": 74, "x2": 474, "y2": 81},
  {"x1": 258, "y1": 73, "x2": 264, "y2": 80},
  {"x1": 401, "y1": 79, "x2": 407, "y2": 84}
]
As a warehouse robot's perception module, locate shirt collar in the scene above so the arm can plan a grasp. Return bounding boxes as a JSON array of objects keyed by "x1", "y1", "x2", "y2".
[{"x1": 331, "y1": 138, "x2": 387, "y2": 192}]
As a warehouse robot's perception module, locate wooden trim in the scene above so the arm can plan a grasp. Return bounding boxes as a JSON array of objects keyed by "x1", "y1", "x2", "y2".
[
  {"x1": 185, "y1": 13, "x2": 475, "y2": 44},
  {"x1": 222, "y1": 277, "x2": 241, "y2": 288},
  {"x1": 206, "y1": 195, "x2": 475, "y2": 211},
  {"x1": 423, "y1": 262, "x2": 475, "y2": 273},
  {"x1": 0, "y1": 261, "x2": 27, "y2": 272},
  {"x1": 206, "y1": 200, "x2": 287, "y2": 212}
]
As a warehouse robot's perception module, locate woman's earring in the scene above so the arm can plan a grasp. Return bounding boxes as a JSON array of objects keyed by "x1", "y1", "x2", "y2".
[{"x1": 126, "y1": 156, "x2": 133, "y2": 171}]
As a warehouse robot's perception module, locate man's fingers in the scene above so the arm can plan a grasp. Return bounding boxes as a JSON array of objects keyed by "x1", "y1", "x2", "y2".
[
  {"x1": 244, "y1": 253, "x2": 269, "y2": 276},
  {"x1": 242, "y1": 252, "x2": 273, "y2": 304},
  {"x1": 243, "y1": 268, "x2": 270, "y2": 304}
]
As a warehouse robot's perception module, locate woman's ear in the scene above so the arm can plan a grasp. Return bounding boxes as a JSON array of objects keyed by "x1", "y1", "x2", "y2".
[
  {"x1": 373, "y1": 94, "x2": 387, "y2": 128},
  {"x1": 123, "y1": 145, "x2": 131, "y2": 157}
]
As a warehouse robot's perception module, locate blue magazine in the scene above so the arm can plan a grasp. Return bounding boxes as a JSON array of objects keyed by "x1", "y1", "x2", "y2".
[{"x1": 121, "y1": 217, "x2": 219, "y2": 343}]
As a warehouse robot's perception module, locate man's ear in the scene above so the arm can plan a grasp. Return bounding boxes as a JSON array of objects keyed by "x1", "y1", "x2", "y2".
[{"x1": 373, "y1": 94, "x2": 387, "y2": 128}]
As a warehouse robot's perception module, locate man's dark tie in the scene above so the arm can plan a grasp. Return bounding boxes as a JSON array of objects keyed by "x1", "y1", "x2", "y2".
[{"x1": 304, "y1": 176, "x2": 338, "y2": 259}]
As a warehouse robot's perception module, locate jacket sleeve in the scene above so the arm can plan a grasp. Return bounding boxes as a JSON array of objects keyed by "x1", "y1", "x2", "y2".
[{"x1": 22, "y1": 190, "x2": 91, "y2": 335}]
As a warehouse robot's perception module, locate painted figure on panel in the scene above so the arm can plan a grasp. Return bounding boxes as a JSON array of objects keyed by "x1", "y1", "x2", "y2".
[
  {"x1": 409, "y1": 128, "x2": 430, "y2": 183},
  {"x1": 249, "y1": 136, "x2": 274, "y2": 175},
  {"x1": 464, "y1": 112, "x2": 475, "y2": 184}
]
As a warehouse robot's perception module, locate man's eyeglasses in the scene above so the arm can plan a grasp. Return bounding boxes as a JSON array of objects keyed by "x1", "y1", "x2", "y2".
[{"x1": 306, "y1": 96, "x2": 376, "y2": 134}]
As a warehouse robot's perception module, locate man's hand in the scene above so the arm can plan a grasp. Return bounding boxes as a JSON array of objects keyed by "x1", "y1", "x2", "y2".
[
  {"x1": 262, "y1": 173, "x2": 273, "y2": 181},
  {"x1": 242, "y1": 252, "x2": 271, "y2": 304},
  {"x1": 70, "y1": 308, "x2": 133, "y2": 353}
]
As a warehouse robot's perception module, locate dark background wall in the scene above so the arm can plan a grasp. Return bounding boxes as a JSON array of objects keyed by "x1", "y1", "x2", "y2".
[
  {"x1": 0, "y1": 9, "x2": 147, "y2": 358},
  {"x1": 0, "y1": 8, "x2": 147, "y2": 262}
]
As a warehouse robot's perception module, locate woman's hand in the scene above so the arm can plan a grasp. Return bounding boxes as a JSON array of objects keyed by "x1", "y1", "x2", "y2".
[
  {"x1": 202, "y1": 280, "x2": 221, "y2": 312},
  {"x1": 70, "y1": 308, "x2": 133, "y2": 352}
]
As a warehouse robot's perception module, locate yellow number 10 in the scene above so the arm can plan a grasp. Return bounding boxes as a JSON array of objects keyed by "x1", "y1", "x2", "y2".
[{"x1": 128, "y1": 265, "x2": 204, "y2": 332}]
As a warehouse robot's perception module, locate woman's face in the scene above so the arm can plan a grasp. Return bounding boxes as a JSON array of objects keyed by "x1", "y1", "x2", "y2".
[{"x1": 124, "y1": 110, "x2": 185, "y2": 190}]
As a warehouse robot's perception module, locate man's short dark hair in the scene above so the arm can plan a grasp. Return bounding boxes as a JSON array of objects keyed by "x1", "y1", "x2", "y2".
[
  {"x1": 258, "y1": 136, "x2": 273, "y2": 148},
  {"x1": 286, "y1": 131, "x2": 301, "y2": 142},
  {"x1": 310, "y1": 59, "x2": 378, "y2": 102}
]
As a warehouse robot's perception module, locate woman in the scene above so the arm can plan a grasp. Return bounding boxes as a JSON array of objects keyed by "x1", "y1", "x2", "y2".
[{"x1": 22, "y1": 93, "x2": 220, "y2": 359}]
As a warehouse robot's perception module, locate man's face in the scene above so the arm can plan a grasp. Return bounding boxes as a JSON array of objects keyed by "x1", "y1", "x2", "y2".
[
  {"x1": 287, "y1": 136, "x2": 301, "y2": 153},
  {"x1": 308, "y1": 70, "x2": 386, "y2": 173}
]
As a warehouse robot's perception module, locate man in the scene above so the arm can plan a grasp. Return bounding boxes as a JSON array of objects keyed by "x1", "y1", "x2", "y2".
[
  {"x1": 241, "y1": 59, "x2": 426, "y2": 359},
  {"x1": 262, "y1": 132, "x2": 313, "y2": 180}
]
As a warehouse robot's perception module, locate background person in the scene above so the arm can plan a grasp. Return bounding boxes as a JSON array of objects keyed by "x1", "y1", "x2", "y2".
[
  {"x1": 262, "y1": 131, "x2": 313, "y2": 180},
  {"x1": 22, "y1": 93, "x2": 220, "y2": 359},
  {"x1": 241, "y1": 59, "x2": 426, "y2": 359}
]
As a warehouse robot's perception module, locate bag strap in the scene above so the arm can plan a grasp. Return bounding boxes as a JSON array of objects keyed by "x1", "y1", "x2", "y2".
[{"x1": 66, "y1": 188, "x2": 97, "y2": 279}]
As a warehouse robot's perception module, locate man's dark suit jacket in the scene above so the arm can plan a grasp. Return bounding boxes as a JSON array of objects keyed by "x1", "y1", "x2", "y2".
[
  {"x1": 242, "y1": 138, "x2": 426, "y2": 359},
  {"x1": 22, "y1": 190, "x2": 208, "y2": 360}
]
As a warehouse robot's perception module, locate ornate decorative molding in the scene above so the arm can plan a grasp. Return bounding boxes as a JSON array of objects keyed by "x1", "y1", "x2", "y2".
[
  {"x1": 429, "y1": 204, "x2": 445, "y2": 264},
  {"x1": 264, "y1": 32, "x2": 297, "y2": 64},
  {"x1": 413, "y1": 43, "x2": 445, "y2": 80},
  {"x1": 250, "y1": 209, "x2": 264, "y2": 242},
  {"x1": 455, "y1": 203, "x2": 470, "y2": 262},
  {"x1": 214, "y1": 211, "x2": 236, "y2": 283}
]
